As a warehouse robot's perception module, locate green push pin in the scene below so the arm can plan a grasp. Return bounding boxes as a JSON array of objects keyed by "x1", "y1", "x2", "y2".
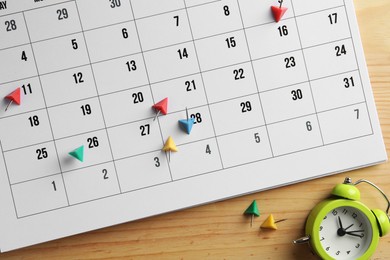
[
  {"x1": 69, "y1": 145, "x2": 84, "y2": 162},
  {"x1": 244, "y1": 200, "x2": 260, "y2": 227}
]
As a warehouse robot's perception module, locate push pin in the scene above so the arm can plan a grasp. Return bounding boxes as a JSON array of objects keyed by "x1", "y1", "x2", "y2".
[
  {"x1": 163, "y1": 136, "x2": 177, "y2": 162},
  {"x1": 243, "y1": 200, "x2": 260, "y2": 227},
  {"x1": 152, "y1": 97, "x2": 168, "y2": 121},
  {"x1": 271, "y1": 0, "x2": 288, "y2": 23},
  {"x1": 4, "y1": 88, "x2": 21, "y2": 111},
  {"x1": 178, "y1": 108, "x2": 195, "y2": 135},
  {"x1": 69, "y1": 145, "x2": 84, "y2": 162},
  {"x1": 260, "y1": 214, "x2": 287, "y2": 230}
]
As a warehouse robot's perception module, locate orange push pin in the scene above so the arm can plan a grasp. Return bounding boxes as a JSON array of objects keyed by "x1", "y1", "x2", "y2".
[
  {"x1": 4, "y1": 88, "x2": 21, "y2": 111},
  {"x1": 271, "y1": 0, "x2": 288, "y2": 23}
]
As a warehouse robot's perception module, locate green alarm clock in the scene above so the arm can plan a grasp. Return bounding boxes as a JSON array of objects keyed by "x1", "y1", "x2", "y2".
[{"x1": 294, "y1": 177, "x2": 390, "y2": 260}]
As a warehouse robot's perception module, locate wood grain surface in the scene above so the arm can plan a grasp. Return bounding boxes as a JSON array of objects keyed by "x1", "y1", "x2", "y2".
[{"x1": 1, "y1": 0, "x2": 389, "y2": 259}]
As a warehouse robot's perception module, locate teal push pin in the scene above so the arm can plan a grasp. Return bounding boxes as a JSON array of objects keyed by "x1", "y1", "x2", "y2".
[{"x1": 69, "y1": 145, "x2": 84, "y2": 162}]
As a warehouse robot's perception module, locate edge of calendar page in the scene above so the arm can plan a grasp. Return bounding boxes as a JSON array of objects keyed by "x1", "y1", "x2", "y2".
[
  {"x1": 0, "y1": 0, "x2": 388, "y2": 252},
  {"x1": 0, "y1": 151, "x2": 387, "y2": 252}
]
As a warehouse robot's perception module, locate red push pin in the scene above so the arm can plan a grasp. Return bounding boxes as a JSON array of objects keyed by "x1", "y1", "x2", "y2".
[
  {"x1": 271, "y1": 0, "x2": 288, "y2": 23},
  {"x1": 152, "y1": 97, "x2": 168, "y2": 121},
  {"x1": 4, "y1": 88, "x2": 21, "y2": 111}
]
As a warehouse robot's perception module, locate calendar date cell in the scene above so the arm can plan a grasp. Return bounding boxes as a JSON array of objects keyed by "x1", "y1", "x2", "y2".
[
  {"x1": 292, "y1": 0, "x2": 344, "y2": 16},
  {"x1": 151, "y1": 74, "x2": 207, "y2": 114},
  {"x1": 56, "y1": 129, "x2": 113, "y2": 172},
  {"x1": 195, "y1": 30, "x2": 250, "y2": 72},
  {"x1": 116, "y1": 151, "x2": 171, "y2": 192},
  {"x1": 187, "y1": 0, "x2": 242, "y2": 39},
  {"x1": 63, "y1": 162, "x2": 120, "y2": 205},
  {"x1": 33, "y1": 33, "x2": 90, "y2": 75},
  {"x1": 217, "y1": 126, "x2": 272, "y2": 168},
  {"x1": 169, "y1": 138, "x2": 222, "y2": 180},
  {"x1": 4, "y1": 141, "x2": 61, "y2": 184},
  {"x1": 318, "y1": 103, "x2": 372, "y2": 145},
  {"x1": 93, "y1": 53, "x2": 148, "y2": 95},
  {"x1": 246, "y1": 18, "x2": 301, "y2": 60},
  {"x1": 40, "y1": 65, "x2": 97, "y2": 107},
  {"x1": 84, "y1": 21, "x2": 141, "y2": 63},
  {"x1": 311, "y1": 71, "x2": 365, "y2": 112},
  {"x1": 253, "y1": 50, "x2": 308, "y2": 92},
  {"x1": 296, "y1": 7, "x2": 350, "y2": 48},
  {"x1": 48, "y1": 98, "x2": 105, "y2": 139},
  {"x1": 304, "y1": 39, "x2": 357, "y2": 80},
  {"x1": 108, "y1": 119, "x2": 163, "y2": 160},
  {"x1": 210, "y1": 94, "x2": 265, "y2": 136},
  {"x1": 267, "y1": 115, "x2": 323, "y2": 156},
  {"x1": 131, "y1": 0, "x2": 184, "y2": 19},
  {"x1": 0, "y1": 77, "x2": 45, "y2": 118},
  {"x1": 100, "y1": 85, "x2": 155, "y2": 127},
  {"x1": 260, "y1": 82, "x2": 316, "y2": 124},
  {"x1": 0, "y1": 45, "x2": 37, "y2": 83},
  {"x1": 159, "y1": 106, "x2": 216, "y2": 146},
  {"x1": 202, "y1": 62, "x2": 258, "y2": 104},
  {"x1": 144, "y1": 43, "x2": 199, "y2": 83},
  {"x1": 136, "y1": 9, "x2": 192, "y2": 51},
  {"x1": 0, "y1": 13, "x2": 29, "y2": 50},
  {"x1": 76, "y1": 0, "x2": 133, "y2": 31},
  {"x1": 12, "y1": 174, "x2": 68, "y2": 218},
  {"x1": 24, "y1": 2, "x2": 81, "y2": 42},
  {"x1": 0, "y1": 109, "x2": 53, "y2": 151}
]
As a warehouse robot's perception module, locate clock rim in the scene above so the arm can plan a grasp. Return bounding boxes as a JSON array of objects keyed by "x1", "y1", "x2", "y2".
[{"x1": 305, "y1": 199, "x2": 380, "y2": 260}]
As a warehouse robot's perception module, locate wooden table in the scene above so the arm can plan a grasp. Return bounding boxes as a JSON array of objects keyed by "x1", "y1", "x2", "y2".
[{"x1": 1, "y1": 0, "x2": 389, "y2": 259}]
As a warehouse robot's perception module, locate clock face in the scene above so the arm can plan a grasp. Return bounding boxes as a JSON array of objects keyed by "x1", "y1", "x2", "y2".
[{"x1": 318, "y1": 206, "x2": 373, "y2": 259}]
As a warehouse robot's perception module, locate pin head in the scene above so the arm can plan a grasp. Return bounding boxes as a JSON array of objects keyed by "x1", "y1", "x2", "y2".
[{"x1": 153, "y1": 98, "x2": 168, "y2": 115}]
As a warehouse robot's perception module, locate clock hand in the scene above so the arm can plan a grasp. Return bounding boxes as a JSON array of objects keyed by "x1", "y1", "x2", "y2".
[
  {"x1": 345, "y1": 232, "x2": 364, "y2": 238},
  {"x1": 336, "y1": 216, "x2": 347, "y2": 236},
  {"x1": 338, "y1": 216, "x2": 344, "y2": 229},
  {"x1": 345, "y1": 229, "x2": 364, "y2": 233},
  {"x1": 336, "y1": 221, "x2": 357, "y2": 237},
  {"x1": 344, "y1": 223, "x2": 354, "y2": 231}
]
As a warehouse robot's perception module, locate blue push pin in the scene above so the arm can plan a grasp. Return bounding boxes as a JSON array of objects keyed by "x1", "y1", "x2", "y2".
[{"x1": 178, "y1": 108, "x2": 195, "y2": 135}]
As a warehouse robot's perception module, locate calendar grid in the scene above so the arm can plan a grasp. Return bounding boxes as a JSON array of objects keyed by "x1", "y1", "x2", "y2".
[
  {"x1": 21, "y1": 11, "x2": 70, "y2": 206},
  {"x1": 0, "y1": 5, "x2": 348, "y2": 54},
  {"x1": 236, "y1": 0, "x2": 274, "y2": 157},
  {"x1": 0, "y1": 37, "x2": 354, "y2": 90},
  {"x1": 12, "y1": 127, "x2": 377, "y2": 220},
  {"x1": 1, "y1": 96, "x2": 370, "y2": 157},
  {"x1": 182, "y1": 0, "x2": 225, "y2": 169},
  {"x1": 128, "y1": 0, "x2": 174, "y2": 181},
  {"x1": 290, "y1": 0, "x2": 325, "y2": 146},
  {"x1": 73, "y1": 1, "x2": 123, "y2": 193},
  {"x1": 342, "y1": 0, "x2": 374, "y2": 134},
  {"x1": 0, "y1": 60, "x2": 360, "y2": 122},
  {"x1": 0, "y1": 0, "x2": 379, "y2": 219}
]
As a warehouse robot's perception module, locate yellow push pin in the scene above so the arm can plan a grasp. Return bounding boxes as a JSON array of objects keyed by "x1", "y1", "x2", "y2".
[
  {"x1": 260, "y1": 214, "x2": 287, "y2": 230},
  {"x1": 163, "y1": 136, "x2": 178, "y2": 162}
]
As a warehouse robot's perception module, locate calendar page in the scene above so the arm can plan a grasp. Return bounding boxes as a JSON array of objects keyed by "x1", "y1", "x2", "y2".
[{"x1": 0, "y1": 0, "x2": 386, "y2": 252}]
